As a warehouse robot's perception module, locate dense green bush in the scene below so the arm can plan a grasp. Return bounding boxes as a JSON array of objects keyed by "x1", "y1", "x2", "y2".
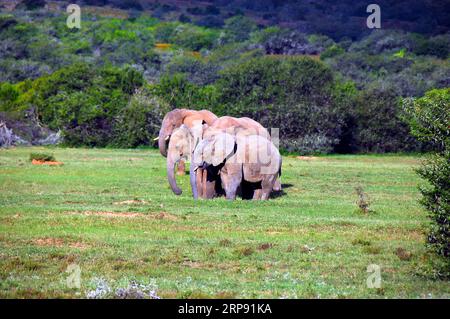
[
  {"x1": 402, "y1": 88, "x2": 450, "y2": 275},
  {"x1": 29, "y1": 152, "x2": 55, "y2": 162},
  {"x1": 33, "y1": 63, "x2": 143, "y2": 146},
  {"x1": 352, "y1": 87, "x2": 420, "y2": 153},
  {"x1": 165, "y1": 55, "x2": 219, "y2": 85},
  {"x1": 413, "y1": 34, "x2": 450, "y2": 59},
  {"x1": 113, "y1": 87, "x2": 170, "y2": 148},
  {"x1": 320, "y1": 44, "x2": 344, "y2": 60},
  {"x1": 172, "y1": 25, "x2": 218, "y2": 51},
  {"x1": 220, "y1": 15, "x2": 257, "y2": 44},
  {"x1": 19, "y1": 0, "x2": 46, "y2": 10},
  {"x1": 152, "y1": 74, "x2": 218, "y2": 111},
  {"x1": 216, "y1": 56, "x2": 343, "y2": 153}
]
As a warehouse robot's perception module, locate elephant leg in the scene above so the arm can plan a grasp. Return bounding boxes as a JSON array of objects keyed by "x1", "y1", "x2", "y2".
[
  {"x1": 202, "y1": 168, "x2": 208, "y2": 199},
  {"x1": 221, "y1": 172, "x2": 240, "y2": 200},
  {"x1": 190, "y1": 161, "x2": 199, "y2": 199},
  {"x1": 273, "y1": 177, "x2": 282, "y2": 191},
  {"x1": 176, "y1": 159, "x2": 186, "y2": 175},
  {"x1": 221, "y1": 164, "x2": 242, "y2": 200},
  {"x1": 225, "y1": 182, "x2": 239, "y2": 200},
  {"x1": 196, "y1": 168, "x2": 203, "y2": 198},
  {"x1": 253, "y1": 189, "x2": 262, "y2": 200},
  {"x1": 260, "y1": 176, "x2": 276, "y2": 200}
]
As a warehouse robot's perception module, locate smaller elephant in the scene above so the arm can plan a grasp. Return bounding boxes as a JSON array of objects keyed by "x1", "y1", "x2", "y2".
[
  {"x1": 166, "y1": 124, "x2": 203, "y2": 195},
  {"x1": 189, "y1": 116, "x2": 277, "y2": 199},
  {"x1": 193, "y1": 133, "x2": 281, "y2": 200}
]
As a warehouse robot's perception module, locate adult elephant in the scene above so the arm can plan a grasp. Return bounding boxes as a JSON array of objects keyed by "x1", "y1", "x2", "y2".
[
  {"x1": 157, "y1": 109, "x2": 218, "y2": 174},
  {"x1": 193, "y1": 132, "x2": 281, "y2": 200},
  {"x1": 189, "y1": 116, "x2": 272, "y2": 200}
]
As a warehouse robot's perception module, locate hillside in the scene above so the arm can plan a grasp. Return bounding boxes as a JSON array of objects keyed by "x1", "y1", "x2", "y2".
[
  {"x1": 3, "y1": 0, "x2": 448, "y2": 39},
  {"x1": 0, "y1": 1, "x2": 449, "y2": 152}
]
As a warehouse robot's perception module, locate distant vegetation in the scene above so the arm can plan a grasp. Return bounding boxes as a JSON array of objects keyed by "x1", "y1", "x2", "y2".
[{"x1": 0, "y1": 3, "x2": 449, "y2": 153}]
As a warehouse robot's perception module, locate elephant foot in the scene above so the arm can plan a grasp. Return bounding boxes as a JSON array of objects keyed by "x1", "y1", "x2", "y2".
[{"x1": 273, "y1": 179, "x2": 282, "y2": 191}]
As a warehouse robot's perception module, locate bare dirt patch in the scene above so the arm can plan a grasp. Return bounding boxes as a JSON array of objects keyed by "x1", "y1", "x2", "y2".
[
  {"x1": 154, "y1": 212, "x2": 178, "y2": 220},
  {"x1": 395, "y1": 247, "x2": 412, "y2": 261},
  {"x1": 31, "y1": 159, "x2": 63, "y2": 166},
  {"x1": 182, "y1": 260, "x2": 205, "y2": 269},
  {"x1": 32, "y1": 238, "x2": 89, "y2": 250},
  {"x1": 296, "y1": 156, "x2": 319, "y2": 161},
  {"x1": 113, "y1": 199, "x2": 148, "y2": 205},
  {"x1": 258, "y1": 243, "x2": 273, "y2": 250},
  {"x1": 66, "y1": 211, "x2": 177, "y2": 220},
  {"x1": 69, "y1": 211, "x2": 144, "y2": 218}
]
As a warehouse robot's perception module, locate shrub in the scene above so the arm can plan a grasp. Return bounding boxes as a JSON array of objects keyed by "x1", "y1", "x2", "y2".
[
  {"x1": 352, "y1": 87, "x2": 419, "y2": 153},
  {"x1": 321, "y1": 44, "x2": 344, "y2": 60},
  {"x1": 165, "y1": 55, "x2": 219, "y2": 85},
  {"x1": 173, "y1": 25, "x2": 218, "y2": 51},
  {"x1": 216, "y1": 56, "x2": 344, "y2": 153},
  {"x1": 29, "y1": 153, "x2": 55, "y2": 162},
  {"x1": 152, "y1": 74, "x2": 219, "y2": 110},
  {"x1": 413, "y1": 34, "x2": 450, "y2": 59},
  {"x1": 113, "y1": 87, "x2": 170, "y2": 148},
  {"x1": 153, "y1": 22, "x2": 179, "y2": 43},
  {"x1": 258, "y1": 30, "x2": 321, "y2": 55},
  {"x1": 355, "y1": 186, "x2": 372, "y2": 214},
  {"x1": 32, "y1": 63, "x2": 144, "y2": 146},
  {"x1": 19, "y1": 0, "x2": 46, "y2": 10},
  {"x1": 178, "y1": 14, "x2": 191, "y2": 23},
  {"x1": 0, "y1": 82, "x2": 20, "y2": 113},
  {"x1": 186, "y1": 7, "x2": 203, "y2": 15},
  {"x1": 195, "y1": 15, "x2": 224, "y2": 28},
  {"x1": 205, "y1": 5, "x2": 220, "y2": 15},
  {"x1": 111, "y1": 0, "x2": 143, "y2": 11},
  {"x1": 402, "y1": 88, "x2": 449, "y2": 268},
  {"x1": 222, "y1": 15, "x2": 257, "y2": 44}
]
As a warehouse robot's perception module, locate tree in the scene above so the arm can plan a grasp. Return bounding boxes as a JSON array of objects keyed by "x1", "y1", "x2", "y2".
[
  {"x1": 353, "y1": 87, "x2": 419, "y2": 153},
  {"x1": 33, "y1": 63, "x2": 144, "y2": 146},
  {"x1": 222, "y1": 15, "x2": 257, "y2": 43},
  {"x1": 216, "y1": 56, "x2": 344, "y2": 153},
  {"x1": 403, "y1": 88, "x2": 450, "y2": 277},
  {"x1": 113, "y1": 87, "x2": 170, "y2": 148},
  {"x1": 20, "y1": 0, "x2": 46, "y2": 10}
]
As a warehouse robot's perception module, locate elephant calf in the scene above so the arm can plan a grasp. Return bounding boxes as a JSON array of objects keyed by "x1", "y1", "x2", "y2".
[{"x1": 193, "y1": 132, "x2": 281, "y2": 200}]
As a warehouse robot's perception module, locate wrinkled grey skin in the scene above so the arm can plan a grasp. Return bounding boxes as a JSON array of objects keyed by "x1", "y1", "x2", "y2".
[{"x1": 192, "y1": 132, "x2": 281, "y2": 200}]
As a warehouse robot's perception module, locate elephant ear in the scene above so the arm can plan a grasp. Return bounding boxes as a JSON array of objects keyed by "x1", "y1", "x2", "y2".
[
  {"x1": 189, "y1": 123, "x2": 204, "y2": 149},
  {"x1": 209, "y1": 133, "x2": 236, "y2": 166}
]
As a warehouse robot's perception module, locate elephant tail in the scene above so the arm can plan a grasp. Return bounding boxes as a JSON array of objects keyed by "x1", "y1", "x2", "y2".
[{"x1": 278, "y1": 157, "x2": 282, "y2": 177}]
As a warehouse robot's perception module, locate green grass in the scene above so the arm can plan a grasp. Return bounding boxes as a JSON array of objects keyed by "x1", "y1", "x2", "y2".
[{"x1": 0, "y1": 147, "x2": 448, "y2": 298}]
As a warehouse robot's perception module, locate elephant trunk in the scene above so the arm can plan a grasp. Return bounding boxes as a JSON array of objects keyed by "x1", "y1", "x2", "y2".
[
  {"x1": 190, "y1": 160, "x2": 198, "y2": 199},
  {"x1": 158, "y1": 129, "x2": 169, "y2": 157},
  {"x1": 167, "y1": 156, "x2": 182, "y2": 195}
]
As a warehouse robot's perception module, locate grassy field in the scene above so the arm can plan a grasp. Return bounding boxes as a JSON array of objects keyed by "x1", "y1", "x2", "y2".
[{"x1": 0, "y1": 147, "x2": 448, "y2": 298}]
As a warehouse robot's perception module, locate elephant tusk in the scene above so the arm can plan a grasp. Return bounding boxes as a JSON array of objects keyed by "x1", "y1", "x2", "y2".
[
  {"x1": 165, "y1": 135, "x2": 170, "y2": 141},
  {"x1": 153, "y1": 137, "x2": 159, "y2": 141}
]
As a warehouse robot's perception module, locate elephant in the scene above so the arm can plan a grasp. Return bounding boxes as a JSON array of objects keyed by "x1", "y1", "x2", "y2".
[
  {"x1": 193, "y1": 132, "x2": 281, "y2": 200},
  {"x1": 202, "y1": 116, "x2": 270, "y2": 140},
  {"x1": 157, "y1": 108, "x2": 218, "y2": 175},
  {"x1": 165, "y1": 124, "x2": 196, "y2": 195},
  {"x1": 188, "y1": 116, "x2": 272, "y2": 199}
]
